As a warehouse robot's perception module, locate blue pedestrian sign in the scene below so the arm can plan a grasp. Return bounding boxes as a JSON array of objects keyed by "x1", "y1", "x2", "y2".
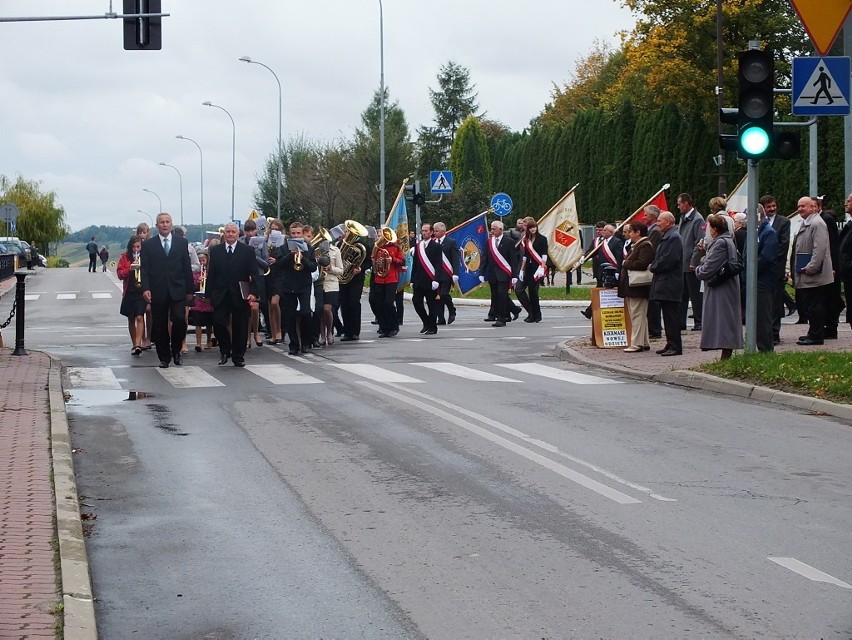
[
  {"x1": 792, "y1": 56, "x2": 850, "y2": 116},
  {"x1": 490, "y1": 193, "x2": 513, "y2": 217},
  {"x1": 429, "y1": 170, "x2": 453, "y2": 194}
]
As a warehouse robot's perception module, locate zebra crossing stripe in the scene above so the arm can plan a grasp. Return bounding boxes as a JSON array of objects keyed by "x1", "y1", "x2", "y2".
[
  {"x1": 24, "y1": 294, "x2": 40, "y2": 301},
  {"x1": 57, "y1": 293, "x2": 77, "y2": 300},
  {"x1": 92, "y1": 292, "x2": 113, "y2": 299},
  {"x1": 245, "y1": 364, "x2": 323, "y2": 385},
  {"x1": 497, "y1": 363, "x2": 621, "y2": 385},
  {"x1": 327, "y1": 363, "x2": 423, "y2": 383},
  {"x1": 66, "y1": 367, "x2": 122, "y2": 390},
  {"x1": 411, "y1": 362, "x2": 521, "y2": 382},
  {"x1": 156, "y1": 366, "x2": 225, "y2": 388}
]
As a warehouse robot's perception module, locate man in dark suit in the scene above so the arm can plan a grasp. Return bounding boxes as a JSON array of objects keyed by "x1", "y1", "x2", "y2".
[
  {"x1": 410, "y1": 223, "x2": 443, "y2": 335},
  {"x1": 141, "y1": 212, "x2": 194, "y2": 368},
  {"x1": 760, "y1": 195, "x2": 790, "y2": 344},
  {"x1": 676, "y1": 193, "x2": 705, "y2": 331},
  {"x1": 206, "y1": 222, "x2": 260, "y2": 367},
  {"x1": 480, "y1": 219, "x2": 519, "y2": 327},
  {"x1": 649, "y1": 211, "x2": 684, "y2": 356},
  {"x1": 432, "y1": 221, "x2": 458, "y2": 325},
  {"x1": 278, "y1": 221, "x2": 317, "y2": 354}
]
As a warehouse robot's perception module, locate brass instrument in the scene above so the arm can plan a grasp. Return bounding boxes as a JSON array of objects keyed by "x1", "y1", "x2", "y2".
[
  {"x1": 372, "y1": 226, "x2": 398, "y2": 278},
  {"x1": 293, "y1": 248, "x2": 304, "y2": 271},
  {"x1": 196, "y1": 263, "x2": 207, "y2": 296},
  {"x1": 339, "y1": 219, "x2": 369, "y2": 284},
  {"x1": 131, "y1": 255, "x2": 142, "y2": 287},
  {"x1": 309, "y1": 226, "x2": 333, "y2": 249}
]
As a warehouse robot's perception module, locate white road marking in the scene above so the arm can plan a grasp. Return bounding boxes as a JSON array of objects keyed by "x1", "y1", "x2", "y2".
[
  {"x1": 56, "y1": 293, "x2": 77, "y2": 300},
  {"x1": 245, "y1": 364, "x2": 323, "y2": 385},
  {"x1": 411, "y1": 362, "x2": 521, "y2": 382},
  {"x1": 328, "y1": 363, "x2": 423, "y2": 383},
  {"x1": 91, "y1": 292, "x2": 113, "y2": 299},
  {"x1": 401, "y1": 383, "x2": 674, "y2": 502},
  {"x1": 156, "y1": 365, "x2": 225, "y2": 388},
  {"x1": 65, "y1": 367, "x2": 122, "y2": 390},
  {"x1": 498, "y1": 362, "x2": 621, "y2": 385},
  {"x1": 359, "y1": 381, "x2": 641, "y2": 505},
  {"x1": 553, "y1": 325, "x2": 591, "y2": 329},
  {"x1": 768, "y1": 557, "x2": 852, "y2": 589},
  {"x1": 24, "y1": 294, "x2": 40, "y2": 301}
]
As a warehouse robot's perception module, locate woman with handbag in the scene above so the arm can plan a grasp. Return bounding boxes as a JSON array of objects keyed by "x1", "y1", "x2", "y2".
[
  {"x1": 618, "y1": 222, "x2": 655, "y2": 352},
  {"x1": 694, "y1": 214, "x2": 744, "y2": 359}
]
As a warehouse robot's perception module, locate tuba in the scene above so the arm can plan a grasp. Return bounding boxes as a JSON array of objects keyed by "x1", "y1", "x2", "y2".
[
  {"x1": 372, "y1": 226, "x2": 397, "y2": 278},
  {"x1": 338, "y1": 219, "x2": 369, "y2": 284}
]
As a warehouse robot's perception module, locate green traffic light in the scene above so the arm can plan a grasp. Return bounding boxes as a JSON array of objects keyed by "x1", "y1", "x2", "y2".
[{"x1": 741, "y1": 125, "x2": 770, "y2": 156}]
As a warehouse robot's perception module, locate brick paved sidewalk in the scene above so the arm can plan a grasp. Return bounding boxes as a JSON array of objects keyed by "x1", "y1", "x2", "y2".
[{"x1": 0, "y1": 349, "x2": 60, "y2": 638}]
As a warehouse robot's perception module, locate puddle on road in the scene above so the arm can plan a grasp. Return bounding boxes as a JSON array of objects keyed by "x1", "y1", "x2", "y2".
[{"x1": 65, "y1": 389, "x2": 154, "y2": 406}]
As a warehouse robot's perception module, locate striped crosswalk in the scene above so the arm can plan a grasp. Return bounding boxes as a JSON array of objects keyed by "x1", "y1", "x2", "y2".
[
  {"x1": 25, "y1": 291, "x2": 115, "y2": 301},
  {"x1": 64, "y1": 360, "x2": 620, "y2": 392}
]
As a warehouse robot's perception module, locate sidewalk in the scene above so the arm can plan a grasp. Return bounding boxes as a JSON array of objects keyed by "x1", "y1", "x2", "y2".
[
  {"x1": 0, "y1": 273, "x2": 96, "y2": 640},
  {"x1": 554, "y1": 320, "x2": 852, "y2": 422}
]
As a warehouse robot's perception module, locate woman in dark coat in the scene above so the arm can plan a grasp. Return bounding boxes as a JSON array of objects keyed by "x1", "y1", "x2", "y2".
[
  {"x1": 694, "y1": 214, "x2": 744, "y2": 359},
  {"x1": 618, "y1": 222, "x2": 655, "y2": 352}
]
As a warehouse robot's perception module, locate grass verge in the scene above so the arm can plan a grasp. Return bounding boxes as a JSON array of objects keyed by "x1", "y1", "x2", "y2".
[{"x1": 697, "y1": 351, "x2": 851, "y2": 404}]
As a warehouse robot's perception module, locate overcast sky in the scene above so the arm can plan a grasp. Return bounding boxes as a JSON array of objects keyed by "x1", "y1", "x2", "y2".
[{"x1": 0, "y1": 1, "x2": 636, "y2": 232}]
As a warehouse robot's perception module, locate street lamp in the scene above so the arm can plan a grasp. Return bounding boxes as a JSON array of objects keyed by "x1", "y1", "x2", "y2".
[
  {"x1": 158, "y1": 162, "x2": 184, "y2": 226},
  {"x1": 142, "y1": 187, "x2": 162, "y2": 213},
  {"x1": 378, "y1": 0, "x2": 386, "y2": 227},
  {"x1": 136, "y1": 209, "x2": 153, "y2": 226},
  {"x1": 239, "y1": 55, "x2": 282, "y2": 220},
  {"x1": 202, "y1": 101, "x2": 236, "y2": 222},
  {"x1": 176, "y1": 135, "x2": 204, "y2": 226}
]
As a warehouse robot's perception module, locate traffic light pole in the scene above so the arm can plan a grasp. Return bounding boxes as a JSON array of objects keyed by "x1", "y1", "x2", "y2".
[{"x1": 744, "y1": 159, "x2": 759, "y2": 354}]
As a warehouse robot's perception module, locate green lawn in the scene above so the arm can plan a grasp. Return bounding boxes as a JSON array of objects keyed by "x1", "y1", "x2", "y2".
[
  {"x1": 698, "y1": 352, "x2": 851, "y2": 404},
  {"x1": 458, "y1": 283, "x2": 592, "y2": 301}
]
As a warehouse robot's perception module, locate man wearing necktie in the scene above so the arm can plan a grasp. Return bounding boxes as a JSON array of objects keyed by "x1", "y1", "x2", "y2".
[{"x1": 141, "y1": 212, "x2": 194, "y2": 368}]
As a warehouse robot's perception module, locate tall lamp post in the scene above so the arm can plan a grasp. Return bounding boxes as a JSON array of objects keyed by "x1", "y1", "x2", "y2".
[
  {"x1": 158, "y1": 162, "x2": 184, "y2": 226},
  {"x1": 142, "y1": 187, "x2": 162, "y2": 213},
  {"x1": 176, "y1": 135, "x2": 204, "y2": 226},
  {"x1": 239, "y1": 55, "x2": 282, "y2": 220},
  {"x1": 202, "y1": 101, "x2": 236, "y2": 222},
  {"x1": 136, "y1": 209, "x2": 153, "y2": 226},
  {"x1": 378, "y1": 0, "x2": 386, "y2": 227}
]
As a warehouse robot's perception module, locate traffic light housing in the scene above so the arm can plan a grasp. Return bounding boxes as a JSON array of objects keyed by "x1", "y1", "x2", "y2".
[
  {"x1": 737, "y1": 49, "x2": 774, "y2": 159},
  {"x1": 404, "y1": 182, "x2": 425, "y2": 206},
  {"x1": 123, "y1": 0, "x2": 162, "y2": 50}
]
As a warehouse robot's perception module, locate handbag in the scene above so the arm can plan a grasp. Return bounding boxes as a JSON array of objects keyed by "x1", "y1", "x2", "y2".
[
  {"x1": 706, "y1": 239, "x2": 742, "y2": 287},
  {"x1": 627, "y1": 268, "x2": 653, "y2": 286}
]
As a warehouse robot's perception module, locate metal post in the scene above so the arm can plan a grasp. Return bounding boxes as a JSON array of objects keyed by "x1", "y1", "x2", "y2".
[
  {"x1": 176, "y1": 135, "x2": 204, "y2": 226},
  {"x1": 846, "y1": 19, "x2": 852, "y2": 197},
  {"x1": 716, "y1": 0, "x2": 727, "y2": 195},
  {"x1": 159, "y1": 162, "x2": 184, "y2": 226},
  {"x1": 378, "y1": 0, "x2": 386, "y2": 228},
  {"x1": 202, "y1": 102, "x2": 236, "y2": 221},
  {"x1": 744, "y1": 159, "x2": 758, "y2": 354},
  {"x1": 12, "y1": 271, "x2": 28, "y2": 356},
  {"x1": 414, "y1": 179, "x2": 421, "y2": 239},
  {"x1": 809, "y1": 117, "x2": 818, "y2": 197}
]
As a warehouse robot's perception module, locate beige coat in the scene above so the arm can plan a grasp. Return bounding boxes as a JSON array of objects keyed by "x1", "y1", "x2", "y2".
[
  {"x1": 791, "y1": 213, "x2": 834, "y2": 289},
  {"x1": 322, "y1": 244, "x2": 345, "y2": 292}
]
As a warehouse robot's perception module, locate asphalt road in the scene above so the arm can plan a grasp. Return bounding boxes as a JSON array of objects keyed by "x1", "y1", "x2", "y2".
[{"x1": 11, "y1": 268, "x2": 852, "y2": 639}]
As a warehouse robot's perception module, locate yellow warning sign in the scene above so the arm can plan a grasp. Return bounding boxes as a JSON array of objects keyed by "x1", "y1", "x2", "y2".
[{"x1": 790, "y1": 0, "x2": 852, "y2": 56}]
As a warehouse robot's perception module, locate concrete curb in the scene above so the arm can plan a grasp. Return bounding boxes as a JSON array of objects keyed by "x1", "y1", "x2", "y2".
[
  {"x1": 399, "y1": 291, "x2": 587, "y2": 308},
  {"x1": 554, "y1": 341, "x2": 852, "y2": 424},
  {"x1": 47, "y1": 354, "x2": 98, "y2": 639}
]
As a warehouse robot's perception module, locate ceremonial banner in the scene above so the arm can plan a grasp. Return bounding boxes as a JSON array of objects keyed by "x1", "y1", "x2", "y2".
[
  {"x1": 537, "y1": 184, "x2": 582, "y2": 272},
  {"x1": 725, "y1": 174, "x2": 748, "y2": 215},
  {"x1": 385, "y1": 181, "x2": 412, "y2": 291},
  {"x1": 447, "y1": 211, "x2": 489, "y2": 296}
]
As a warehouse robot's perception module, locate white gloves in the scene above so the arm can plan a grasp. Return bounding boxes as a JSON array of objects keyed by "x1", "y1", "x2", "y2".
[
  {"x1": 511, "y1": 278, "x2": 518, "y2": 286},
  {"x1": 431, "y1": 281, "x2": 439, "y2": 291},
  {"x1": 534, "y1": 266, "x2": 545, "y2": 280},
  {"x1": 518, "y1": 270, "x2": 525, "y2": 282},
  {"x1": 478, "y1": 275, "x2": 485, "y2": 283},
  {"x1": 452, "y1": 274, "x2": 459, "y2": 283}
]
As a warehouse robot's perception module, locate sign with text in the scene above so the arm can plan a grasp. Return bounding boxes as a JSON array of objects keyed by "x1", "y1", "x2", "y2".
[{"x1": 591, "y1": 288, "x2": 630, "y2": 348}]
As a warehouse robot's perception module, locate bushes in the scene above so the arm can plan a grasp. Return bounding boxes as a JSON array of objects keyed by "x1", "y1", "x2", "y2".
[{"x1": 47, "y1": 256, "x2": 69, "y2": 268}]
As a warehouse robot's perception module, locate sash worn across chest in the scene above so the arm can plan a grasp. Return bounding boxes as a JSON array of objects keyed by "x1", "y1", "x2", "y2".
[
  {"x1": 416, "y1": 240, "x2": 436, "y2": 279},
  {"x1": 488, "y1": 237, "x2": 513, "y2": 276}
]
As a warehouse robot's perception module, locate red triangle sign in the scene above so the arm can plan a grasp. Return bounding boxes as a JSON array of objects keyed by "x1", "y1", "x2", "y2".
[{"x1": 790, "y1": 0, "x2": 852, "y2": 56}]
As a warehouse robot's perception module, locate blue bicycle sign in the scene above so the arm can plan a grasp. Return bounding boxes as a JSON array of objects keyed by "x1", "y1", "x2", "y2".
[{"x1": 490, "y1": 193, "x2": 513, "y2": 217}]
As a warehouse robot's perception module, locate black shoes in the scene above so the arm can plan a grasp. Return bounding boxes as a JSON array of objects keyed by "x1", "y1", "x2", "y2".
[
  {"x1": 691, "y1": 325, "x2": 702, "y2": 332},
  {"x1": 511, "y1": 309, "x2": 521, "y2": 321},
  {"x1": 448, "y1": 313, "x2": 456, "y2": 325},
  {"x1": 655, "y1": 346, "x2": 670, "y2": 354},
  {"x1": 218, "y1": 354, "x2": 230, "y2": 365},
  {"x1": 492, "y1": 321, "x2": 506, "y2": 327},
  {"x1": 523, "y1": 316, "x2": 535, "y2": 323},
  {"x1": 340, "y1": 335, "x2": 359, "y2": 342},
  {"x1": 419, "y1": 327, "x2": 428, "y2": 334},
  {"x1": 424, "y1": 329, "x2": 438, "y2": 335},
  {"x1": 796, "y1": 337, "x2": 824, "y2": 346},
  {"x1": 436, "y1": 318, "x2": 446, "y2": 325},
  {"x1": 484, "y1": 317, "x2": 496, "y2": 322},
  {"x1": 660, "y1": 349, "x2": 682, "y2": 356},
  {"x1": 172, "y1": 353, "x2": 183, "y2": 366},
  {"x1": 233, "y1": 359, "x2": 245, "y2": 367},
  {"x1": 158, "y1": 360, "x2": 169, "y2": 368},
  {"x1": 580, "y1": 308, "x2": 592, "y2": 319},
  {"x1": 288, "y1": 348, "x2": 300, "y2": 355}
]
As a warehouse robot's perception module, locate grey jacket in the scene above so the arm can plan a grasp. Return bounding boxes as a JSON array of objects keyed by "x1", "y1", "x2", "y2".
[
  {"x1": 791, "y1": 213, "x2": 834, "y2": 289},
  {"x1": 678, "y1": 208, "x2": 704, "y2": 272}
]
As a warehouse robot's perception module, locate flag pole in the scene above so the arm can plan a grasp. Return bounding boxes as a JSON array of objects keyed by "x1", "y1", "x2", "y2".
[
  {"x1": 574, "y1": 183, "x2": 670, "y2": 266},
  {"x1": 384, "y1": 177, "x2": 409, "y2": 227},
  {"x1": 448, "y1": 208, "x2": 493, "y2": 234},
  {"x1": 536, "y1": 182, "x2": 580, "y2": 225},
  {"x1": 725, "y1": 174, "x2": 747, "y2": 201}
]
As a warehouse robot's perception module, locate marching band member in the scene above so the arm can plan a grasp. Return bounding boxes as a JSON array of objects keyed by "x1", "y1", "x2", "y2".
[
  {"x1": 117, "y1": 235, "x2": 146, "y2": 356},
  {"x1": 134, "y1": 221, "x2": 153, "y2": 350},
  {"x1": 303, "y1": 225, "x2": 331, "y2": 348},
  {"x1": 189, "y1": 249, "x2": 214, "y2": 352},
  {"x1": 265, "y1": 219, "x2": 286, "y2": 344},
  {"x1": 514, "y1": 216, "x2": 549, "y2": 323},
  {"x1": 410, "y1": 223, "x2": 443, "y2": 335},
  {"x1": 279, "y1": 221, "x2": 317, "y2": 355},
  {"x1": 432, "y1": 221, "x2": 458, "y2": 325},
  {"x1": 372, "y1": 228, "x2": 406, "y2": 338},
  {"x1": 321, "y1": 241, "x2": 344, "y2": 345},
  {"x1": 479, "y1": 220, "x2": 519, "y2": 327},
  {"x1": 241, "y1": 219, "x2": 269, "y2": 348}
]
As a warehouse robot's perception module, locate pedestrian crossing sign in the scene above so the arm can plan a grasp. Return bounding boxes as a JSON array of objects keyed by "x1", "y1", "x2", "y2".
[
  {"x1": 792, "y1": 56, "x2": 851, "y2": 116},
  {"x1": 429, "y1": 170, "x2": 453, "y2": 194}
]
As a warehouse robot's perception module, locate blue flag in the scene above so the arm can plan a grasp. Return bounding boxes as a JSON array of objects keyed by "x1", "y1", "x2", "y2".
[
  {"x1": 447, "y1": 212, "x2": 489, "y2": 296},
  {"x1": 384, "y1": 190, "x2": 412, "y2": 291}
]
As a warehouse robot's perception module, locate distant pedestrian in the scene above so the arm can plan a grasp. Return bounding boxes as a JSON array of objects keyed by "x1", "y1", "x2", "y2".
[
  {"x1": 649, "y1": 211, "x2": 684, "y2": 356},
  {"x1": 99, "y1": 246, "x2": 109, "y2": 272},
  {"x1": 85, "y1": 236, "x2": 98, "y2": 272}
]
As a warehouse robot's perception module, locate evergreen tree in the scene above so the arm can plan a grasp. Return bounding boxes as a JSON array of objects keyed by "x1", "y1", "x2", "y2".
[{"x1": 449, "y1": 116, "x2": 493, "y2": 194}]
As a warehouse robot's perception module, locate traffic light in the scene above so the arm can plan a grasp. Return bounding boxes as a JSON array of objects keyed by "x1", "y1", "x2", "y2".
[
  {"x1": 737, "y1": 49, "x2": 774, "y2": 159},
  {"x1": 123, "y1": 0, "x2": 162, "y2": 50},
  {"x1": 404, "y1": 182, "x2": 425, "y2": 206}
]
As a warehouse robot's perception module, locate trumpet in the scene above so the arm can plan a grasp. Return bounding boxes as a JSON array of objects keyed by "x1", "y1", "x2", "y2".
[
  {"x1": 196, "y1": 263, "x2": 207, "y2": 296},
  {"x1": 131, "y1": 254, "x2": 142, "y2": 287},
  {"x1": 294, "y1": 249, "x2": 303, "y2": 271}
]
